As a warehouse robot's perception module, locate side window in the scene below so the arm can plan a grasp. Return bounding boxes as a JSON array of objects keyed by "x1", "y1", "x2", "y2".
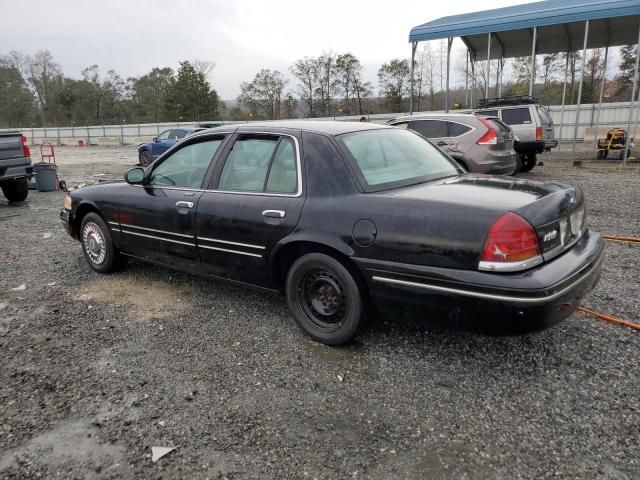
[
  {"x1": 157, "y1": 130, "x2": 171, "y2": 140},
  {"x1": 174, "y1": 129, "x2": 188, "y2": 139},
  {"x1": 149, "y1": 139, "x2": 223, "y2": 188},
  {"x1": 411, "y1": 120, "x2": 448, "y2": 138},
  {"x1": 217, "y1": 135, "x2": 299, "y2": 194},
  {"x1": 390, "y1": 122, "x2": 409, "y2": 129},
  {"x1": 477, "y1": 109, "x2": 498, "y2": 117},
  {"x1": 266, "y1": 139, "x2": 297, "y2": 193},
  {"x1": 447, "y1": 122, "x2": 472, "y2": 137},
  {"x1": 218, "y1": 136, "x2": 279, "y2": 192},
  {"x1": 501, "y1": 108, "x2": 532, "y2": 125}
]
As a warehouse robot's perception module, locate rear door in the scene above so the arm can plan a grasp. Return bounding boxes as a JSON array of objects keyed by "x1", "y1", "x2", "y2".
[
  {"x1": 500, "y1": 107, "x2": 534, "y2": 142},
  {"x1": 445, "y1": 121, "x2": 473, "y2": 156},
  {"x1": 115, "y1": 136, "x2": 226, "y2": 270},
  {"x1": 410, "y1": 120, "x2": 450, "y2": 150},
  {"x1": 196, "y1": 132, "x2": 304, "y2": 287}
]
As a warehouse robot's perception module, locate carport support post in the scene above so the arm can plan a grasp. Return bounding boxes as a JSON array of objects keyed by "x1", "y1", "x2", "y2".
[
  {"x1": 485, "y1": 33, "x2": 491, "y2": 99},
  {"x1": 445, "y1": 37, "x2": 452, "y2": 113},
  {"x1": 558, "y1": 50, "x2": 570, "y2": 151},
  {"x1": 464, "y1": 50, "x2": 469, "y2": 107},
  {"x1": 529, "y1": 27, "x2": 537, "y2": 96},
  {"x1": 409, "y1": 42, "x2": 417, "y2": 115},
  {"x1": 622, "y1": 23, "x2": 640, "y2": 165},
  {"x1": 593, "y1": 46, "x2": 609, "y2": 149},
  {"x1": 572, "y1": 20, "x2": 590, "y2": 167}
]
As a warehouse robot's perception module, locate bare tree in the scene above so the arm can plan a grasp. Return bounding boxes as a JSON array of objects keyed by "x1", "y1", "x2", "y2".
[
  {"x1": 24, "y1": 50, "x2": 63, "y2": 124},
  {"x1": 192, "y1": 59, "x2": 216, "y2": 80},
  {"x1": 290, "y1": 57, "x2": 319, "y2": 117}
]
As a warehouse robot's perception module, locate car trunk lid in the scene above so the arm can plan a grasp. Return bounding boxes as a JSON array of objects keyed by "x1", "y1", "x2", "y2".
[{"x1": 388, "y1": 174, "x2": 585, "y2": 262}]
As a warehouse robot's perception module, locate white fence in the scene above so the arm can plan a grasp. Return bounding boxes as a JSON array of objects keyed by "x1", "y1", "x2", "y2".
[{"x1": 2, "y1": 101, "x2": 638, "y2": 146}]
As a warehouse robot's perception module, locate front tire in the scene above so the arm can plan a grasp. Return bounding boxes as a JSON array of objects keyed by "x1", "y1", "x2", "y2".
[
  {"x1": 139, "y1": 150, "x2": 152, "y2": 167},
  {"x1": 2, "y1": 178, "x2": 29, "y2": 202},
  {"x1": 285, "y1": 253, "x2": 364, "y2": 346},
  {"x1": 80, "y1": 212, "x2": 128, "y2": 274}
]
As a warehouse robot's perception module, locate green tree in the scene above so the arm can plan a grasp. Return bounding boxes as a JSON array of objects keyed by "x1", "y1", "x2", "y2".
[
  {"x1": 0, "y1": 57, "x2": 34, "y2": 127},
  {"x1": 164, "y1": 61, "x2": 220, "y2": 121},
  {"x1": 618, "y1": 44, "x2": 638, "y2": 96},
  {"x1": 238, "y1": 69, "x2": 287, "y2": 120},
  {"x1": 377, "y1": 59, "x2": 410, "y2": 112},
  {"x1": 131, "y1": 67, "x2": 174, "y2": 123}
]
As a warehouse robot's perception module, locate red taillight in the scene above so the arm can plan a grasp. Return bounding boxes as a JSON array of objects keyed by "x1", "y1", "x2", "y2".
[
  {"x1": 536, "y1": 127, "x2": 543, "y2": 141},
  {"x1": 21, "y1": 135, "x2": 30, "y2": 158},
  {"x1": 476, "y1": 117, "x2": 497, "y2": 145},
  {"x1": 481, "y1": 212, "x2": 540, "y2": 264}
]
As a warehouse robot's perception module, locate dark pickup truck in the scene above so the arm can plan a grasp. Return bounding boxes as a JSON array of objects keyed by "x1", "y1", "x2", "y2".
[{"x1": 0, "y1": 131, "x2": 32, "y2": 202}]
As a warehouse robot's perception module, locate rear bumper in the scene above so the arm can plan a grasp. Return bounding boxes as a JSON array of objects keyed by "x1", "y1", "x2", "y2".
[
  {"x1": 355, "y1": 229, "x2": 604, "y2": 330},
  {"x1": 0, "y1": 157, "x2": 32, "y2": 183},
  {"x1": 545, "y1": 140, "x2": 558, "y2": 149}
]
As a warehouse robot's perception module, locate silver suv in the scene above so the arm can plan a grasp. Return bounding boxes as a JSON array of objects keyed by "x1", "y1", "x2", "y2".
[
  {"x1": 475, "y1": 96, "x2": 556, "y2": 172},
  {"x1": 387, "y1": 113, "x2": 518, "y2": 175}
]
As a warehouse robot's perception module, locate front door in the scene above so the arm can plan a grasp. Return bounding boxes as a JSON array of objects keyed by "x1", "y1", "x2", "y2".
[
  {"x1": 116, "y1": 137, "x2": 226, "y2": 270},
  {"x1": 196, "y1": 133, "x2": 305, "y2": 287}
]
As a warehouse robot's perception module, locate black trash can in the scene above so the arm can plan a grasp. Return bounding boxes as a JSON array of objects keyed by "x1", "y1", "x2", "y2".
[{"x1": 33, "y1": 162, "x2": 58, "y2": 192}]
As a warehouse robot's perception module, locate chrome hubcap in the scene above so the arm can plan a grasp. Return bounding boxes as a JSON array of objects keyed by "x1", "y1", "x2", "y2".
[{"x1": 83, "y1": 222, "x2": 106, "y2": 265}]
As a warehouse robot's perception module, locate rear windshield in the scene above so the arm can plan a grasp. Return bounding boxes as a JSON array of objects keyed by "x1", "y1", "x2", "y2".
[
  {"x1": 487, "y1": 119, "x2": 510, "y2": 134},
  {"x1": 537, "y1": 106, "x2": 553, "y2": 125},
  {"x1": 337, "y1": 129, "x2": 460, "y2": 191},
  {"x1": 501, "y1": 108, "x2": 532, "y2": 125}
]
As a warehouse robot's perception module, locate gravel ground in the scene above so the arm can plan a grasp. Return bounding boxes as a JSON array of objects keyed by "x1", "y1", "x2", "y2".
[{"x1": 0, "y1": 146, "x2": 638, "y2": 479}]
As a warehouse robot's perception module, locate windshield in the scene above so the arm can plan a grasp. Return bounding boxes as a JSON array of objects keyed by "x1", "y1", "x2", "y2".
[{"x1": 337, "y1": 129, "x2": 460, "y2": 191}]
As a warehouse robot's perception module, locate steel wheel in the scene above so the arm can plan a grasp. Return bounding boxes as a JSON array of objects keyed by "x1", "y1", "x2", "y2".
[
  {"x1": 286, "y1": 253, "x2": 365, "y2": 345},
  {"x1": 299, "y1": 268, "x2": 348, "y2": 332}
]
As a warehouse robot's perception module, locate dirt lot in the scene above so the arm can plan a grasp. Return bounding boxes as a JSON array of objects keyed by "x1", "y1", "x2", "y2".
[{"x1": 0, "y1": 145, "x2": 638, "y2": 479}]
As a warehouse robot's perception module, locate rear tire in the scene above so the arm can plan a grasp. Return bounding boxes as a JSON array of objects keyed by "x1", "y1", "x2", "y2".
[
  {"x1": 2, "y1": 178, "x2": 29, "y2": 202},
  {"x1": 80, "y1": 212, "x2": 128, "y2": 274},
  {"x1": 139, "y1": 150, "x2": 152, "y2": 167},
  {"x1": 285, "y1": 253, "x2": 364, "y2": 346},
  {"x1": 519, "y1": 153, "x2": 537, "y2": 172}
]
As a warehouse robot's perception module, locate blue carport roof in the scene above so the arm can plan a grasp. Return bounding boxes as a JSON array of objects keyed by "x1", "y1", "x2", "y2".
[{"x1": 410, "y1": 0, "x2": 640, "y2": 60}]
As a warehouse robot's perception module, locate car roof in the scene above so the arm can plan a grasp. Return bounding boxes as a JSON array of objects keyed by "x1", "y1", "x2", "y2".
[
  {"x1": 389, "y1": 113, "x2": 478, "y2": 123},
  {"x1": 198, "y1": 120, "x2": 390, "y2": 136}
]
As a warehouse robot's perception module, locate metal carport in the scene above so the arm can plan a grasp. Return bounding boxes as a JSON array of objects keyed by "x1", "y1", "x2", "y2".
[{"x1": 408, "y1": 0, "x2": 640, "y2": 165}]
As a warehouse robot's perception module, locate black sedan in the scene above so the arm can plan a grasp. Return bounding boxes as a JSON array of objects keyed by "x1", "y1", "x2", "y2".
[{"x1": 61, "y1": 121, "x2": 604, "y2": 345}]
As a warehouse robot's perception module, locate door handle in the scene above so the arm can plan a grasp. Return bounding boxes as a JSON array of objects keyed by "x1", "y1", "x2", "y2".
[
  {"x1": 262, "y1": 210, "x2": 285, "y2": 218},
  {"x1": 436, "y1": 141, "x2": 447, "y2": 146},
  {"x1": 176, "y1": 201, "x2": 194, "y2": 209}
]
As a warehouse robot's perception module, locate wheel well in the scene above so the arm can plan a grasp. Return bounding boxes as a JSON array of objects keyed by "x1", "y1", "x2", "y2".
[
  {"x1": 73, "y1": 203, "x2": 101, "y2": 237},
  {"x1": 270, "y1": 241, "x2": 366, "y2": 293}
]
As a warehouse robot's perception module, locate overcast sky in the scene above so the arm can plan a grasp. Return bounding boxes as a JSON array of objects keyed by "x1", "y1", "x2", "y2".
[{"x1": 2, "y1": 0, "x2": 536, "y2": 99}]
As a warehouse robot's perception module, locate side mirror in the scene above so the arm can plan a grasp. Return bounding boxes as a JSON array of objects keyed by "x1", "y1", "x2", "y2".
[
  {"x1": 125, "y1": 167, "x2": 145, "y2": 185},
  {"x1": 153, "y1": 137, "x2": 158, "y2": 142}
]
